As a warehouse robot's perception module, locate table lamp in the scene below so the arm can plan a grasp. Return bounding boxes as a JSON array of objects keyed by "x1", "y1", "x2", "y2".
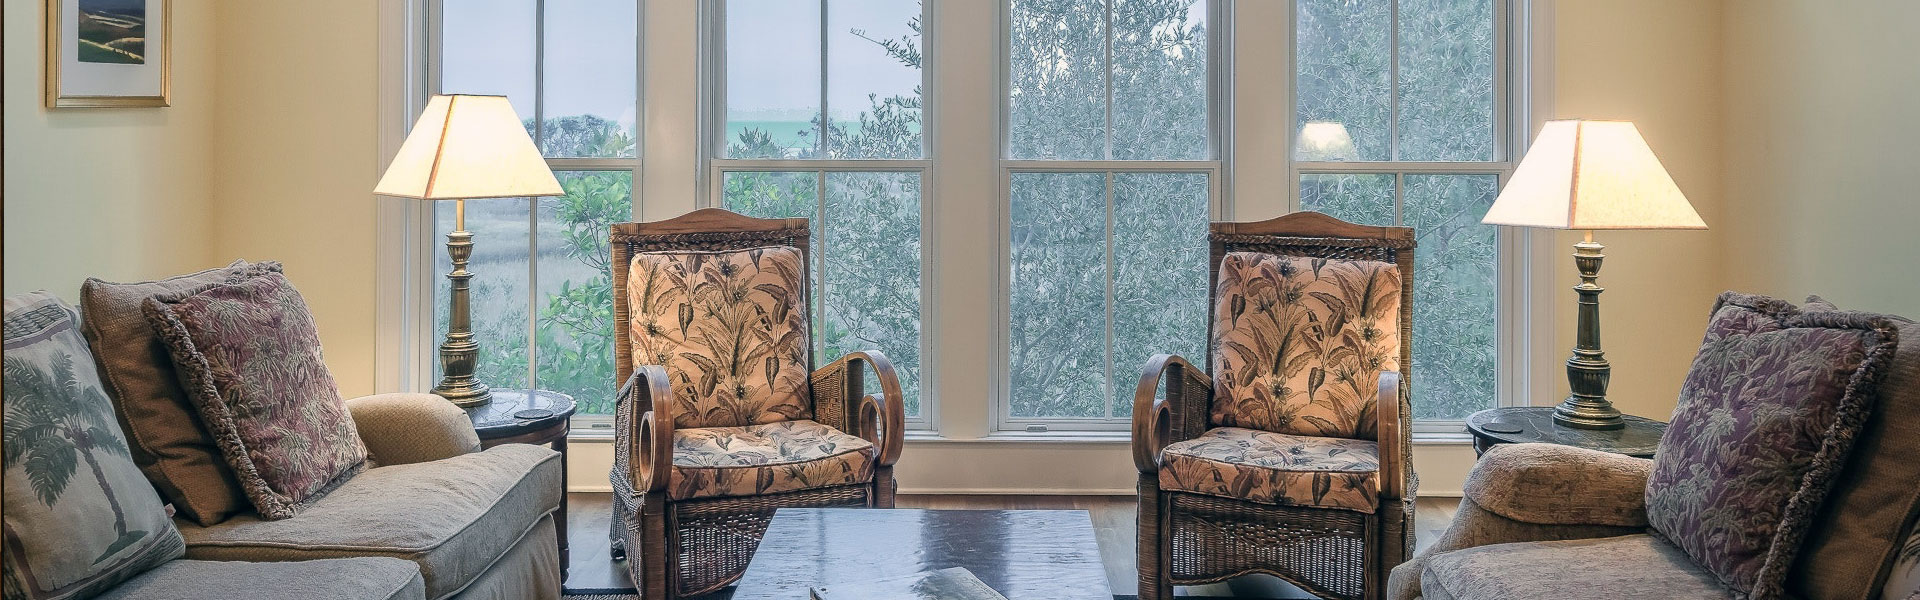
[
  {"x1": 1482, "y1": 119, "x2": 1706, "y2": 430},
  {"x1": 375, "y1": 94, "x2": 563, "y2": 407}
]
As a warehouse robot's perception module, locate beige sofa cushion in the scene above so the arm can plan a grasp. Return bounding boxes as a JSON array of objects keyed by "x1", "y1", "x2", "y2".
[
  {"x1": 1422, "y1": 535, "x2": 1725, "y2": 600},
  {"x1": 177, "y1": 444, "x2": 560, "y2": 600},
  {"x1": 94, "y1": 558, "x2": 424, "y2": 600}
]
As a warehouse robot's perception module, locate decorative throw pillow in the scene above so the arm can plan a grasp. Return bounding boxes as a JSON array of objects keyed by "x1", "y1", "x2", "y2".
[
  {"x1": 1787, "y1": 296, "x2": 1919, "y2": 600},
  {"x1": 1209, "y1": 252, "x2": 1401, "y2": 439},
  {"x1": 4, "y1": 292, "x2": 185, "y2": 599},
  {"x1": 79, "y1": 260, "x2": 274, "y2": 526},
  {"x1": 1645, "y1": 292, "x2": 1899, "y2": 599},
  {"x1": 142, "y1": 272, "x2": 367, "y2": 520},
  {"x1": 627, "y1": 246, "x2": 813, "y2": 429}
]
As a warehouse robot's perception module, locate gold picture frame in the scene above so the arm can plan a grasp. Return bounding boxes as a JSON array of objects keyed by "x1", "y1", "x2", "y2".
[{"x1": 45, "y1": 0, "x2": 171, "y2": 108}]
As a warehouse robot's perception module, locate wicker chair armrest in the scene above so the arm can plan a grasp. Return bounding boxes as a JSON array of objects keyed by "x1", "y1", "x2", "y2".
[
  {"x1": 1132, "y1": 354, "x2": 1211, "y2": 473},
  {"x1": 1465, "y1": 443, "x2": 1652, "y2": 527},
  {"x1": 618, "y1": 365, "x2": 675, "y2": 494},
  {"x1": 816, "y1": 351, "x2": 905, "y2": 467},
  {"x1": 1376, "y1": 370, "x2": 1406, "y2": 500}
]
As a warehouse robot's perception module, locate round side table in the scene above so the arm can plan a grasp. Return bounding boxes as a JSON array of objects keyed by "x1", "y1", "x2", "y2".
[
  {"x1": 466, "y1": 389, "x2": 576, "y2": 573},
  {"x1": 1465, "y1": 407, "x2": 1665, "y2": 459}
]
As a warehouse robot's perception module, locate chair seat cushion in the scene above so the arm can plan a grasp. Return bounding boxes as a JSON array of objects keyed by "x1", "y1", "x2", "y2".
[
  {"x1": 177, "y1": 444, "x2": 561, "y2": 600},
  {"x1": 1422, "y1": 534, "x2": 1727, "y2": 600},
  {"x1": 1157, "y1": 427, "x2": 1378, "y2": 513},
  {"x1": 669, "y1": 419, "x2": 875, "y2": 500},
  {"x1": 94, "y1": 558, "x2": 425, "y2": 600}
]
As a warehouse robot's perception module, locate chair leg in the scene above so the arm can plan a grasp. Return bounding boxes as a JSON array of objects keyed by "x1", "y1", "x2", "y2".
[
  {"x1": 872, "y1": 466, "x2": 897, "y2": 508},
  {"x1": 1137, "y1": 474, "x2": 1173, "y2": 600},
  {"x1": 639, "y1": 494, "x2": 671, "y2": 600}
]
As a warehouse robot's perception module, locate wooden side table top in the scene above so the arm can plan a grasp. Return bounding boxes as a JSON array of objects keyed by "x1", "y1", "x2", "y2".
[
  {"x1": 464, "y1": 389, "x2": 575, "y2": 443},
  {"x1": 1466, "y1": 407, "x2": 1666, "y2": 458},
  {"x1": 732, "y1": 508, "x2": 1112, "y2": 600}
]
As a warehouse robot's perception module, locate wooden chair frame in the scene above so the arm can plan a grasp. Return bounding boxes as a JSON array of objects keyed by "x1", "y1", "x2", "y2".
[
  {"x1": 1132, "y1": 211, "x2": 1417, "y2": 600},
  {"x1": 606, "y1": 208, "x2": 905, "y2": 598}
]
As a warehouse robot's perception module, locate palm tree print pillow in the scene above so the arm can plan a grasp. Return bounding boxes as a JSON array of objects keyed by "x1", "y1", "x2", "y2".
[
  {"x1": 1209, "y1": 252, "x2": 1401, "y2": 440},
  {"x1": 142, "y1": 272, "x2": 367, "y2": 521},
  {"x1": 4, "y1": 292, "x2": 185, "y2": 599},
  {"x1": 627, "y1": 246, "x2": 813, "y2": 429}
]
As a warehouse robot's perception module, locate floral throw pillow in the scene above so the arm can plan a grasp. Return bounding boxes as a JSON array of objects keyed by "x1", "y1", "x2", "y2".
[
  {"x1": 1209, "y1": 252, "x2": 1401, "y2": 439},
  {"x1": 1645, "y1": 292, "x2": 1900, "y2": 599},
  {"x1": 143, "y1": 272, "x2": 367, "y2": 520},
  {"x1": 4, "y1": 292, "x2": 184, "y2": 599},
  {"x1": 627, "y1": 246, "x2": 813, "y2": 429}
]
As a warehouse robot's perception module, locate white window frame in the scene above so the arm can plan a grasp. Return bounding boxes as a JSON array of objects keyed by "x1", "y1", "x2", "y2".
[
  {"x1": 699, "y1": 0, "x2": 936, "y2": 431},
  {"x1": 991, "y1": 0, "x2": 1231, "y2": 433},
  {"x1": 413, "y1": 0, "x2": 644, "y2": 432},
  {"x1": 1283, "y1": 0, "x2": 1538, "y2": 436}
]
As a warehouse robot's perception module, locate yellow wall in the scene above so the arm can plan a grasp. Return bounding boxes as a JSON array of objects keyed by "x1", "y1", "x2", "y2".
[
  {"x1": 1721, "y1": 0, "x2": 1920, "y2": 315},
  {"x1": 1546, "y1": 0, "x2": 1726, "y2": 421},
  {"x1": 208, "y1": 2, "x2": 382, "y2": 397},
  {"x1": 3, "y1": 0, "x2": 218, "y2": 299}
]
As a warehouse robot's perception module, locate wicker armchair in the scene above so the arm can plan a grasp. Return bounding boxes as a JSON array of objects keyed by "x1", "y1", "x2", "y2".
[
  {"x1": 1132, "y1": 212, "x2": 1416, "y2": 600},
  {"x1": 606, "y1": 208, "x2": 905, "y2": 599}
]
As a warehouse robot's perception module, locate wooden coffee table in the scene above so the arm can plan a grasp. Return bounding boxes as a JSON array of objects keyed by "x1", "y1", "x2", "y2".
[{"x1": 730, "y1": 508, "x2": 1112, "y2": 600}]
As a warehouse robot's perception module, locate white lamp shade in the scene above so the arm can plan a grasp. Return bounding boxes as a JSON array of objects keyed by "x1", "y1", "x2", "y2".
[
  {"x1": 1296, "y1": 121, "x2": 1358, "y2": 162},
  {"x1": 375, "y1": 95, "x2": 563, "y2": 200},
  {"x1": 1482, "y1": 120, "x2": 1706, "y2": 230}
]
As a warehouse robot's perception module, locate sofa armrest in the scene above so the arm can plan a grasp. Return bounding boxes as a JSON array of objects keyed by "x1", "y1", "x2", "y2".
[
  {"x1": 346, "y1": 393, "x2": 481, "y2": 466},
  {"x1": 1465, "y1": 443, "x2": 1652, "y2": 527}
]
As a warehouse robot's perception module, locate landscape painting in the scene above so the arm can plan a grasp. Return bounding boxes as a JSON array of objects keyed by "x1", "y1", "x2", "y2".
[{"x1": 76, "y1": 0, "x2": 146, "y2": 64}]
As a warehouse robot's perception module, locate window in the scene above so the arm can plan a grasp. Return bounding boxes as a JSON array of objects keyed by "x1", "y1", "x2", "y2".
[
  {"x1": 1291, "y1": 0, "x2": 1512, "y2": 422},
  {"x1": 432, "y1": 0, "x2": 639, "y2": 418},
  {"x1": 1002, "y1": 0, "x2": 1217, "y2": 430},
  {"x1": 710, "y1": 0, "x2": 928, "y2": 422}
]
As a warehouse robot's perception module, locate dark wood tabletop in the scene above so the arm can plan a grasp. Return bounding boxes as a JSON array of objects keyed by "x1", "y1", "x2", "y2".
[
  {"x1": 730, "y1": 508, "x2": 1113, "y2": 600},
  {"x1": 1466, "y1": 407, "x2": 1666, "y2": 458}
]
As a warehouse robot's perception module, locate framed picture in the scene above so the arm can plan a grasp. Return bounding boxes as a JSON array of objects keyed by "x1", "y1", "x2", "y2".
[{"x1": 45, "y1": 0, "x2": 169, "y2": 108}]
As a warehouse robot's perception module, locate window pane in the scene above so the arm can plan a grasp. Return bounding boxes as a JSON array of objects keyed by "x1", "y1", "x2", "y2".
[
  {"x1": 542, "y1": 0, "x2": 637, "y2": 158},
  {"x1": 1295, "y1": 0, "x2": 1390, "y2": 161},
  {"x1": 533, "y1": 172, "x2": 633, "y2": 415},
  {"x1": 1111, "y1": 172, "x2": 1209, "y2": 417},
  {"x1": 441, "y1": 0, "x2": 536, "y2": 139},
  {"x1": 823, "y1": 172, "x2": 923, "y2": 416},
  {"x1": 725, "y1": 0, "x2": 822, "y2": 158},
  {"x1": 1403, "y1": 174, "x2": 1498, "y2": 420},
  {"x1": 1008, "y1": 172, "x2": 1108, "y2": 418},
  {"x1": 1300, "y1": 173, "x2": 1395, "y2": 226},
  {"x1": 826, "y1": 0, "x2": 924, "y2": 159},
  {"x1": 1398, "y1": 0, "x2": 1494, "y2": 161},
  {"x1": 434, "y1": 198, "x2": 531, "y2": 391},
  {"x1": 1007, "y1": 0, "x2": 1107, "y2": 160},
  {"x1": 1110, "y1": 0, "x2": 1209, "y2": 160}
]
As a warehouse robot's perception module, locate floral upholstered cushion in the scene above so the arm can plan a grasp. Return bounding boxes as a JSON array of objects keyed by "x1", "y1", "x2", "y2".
[
  {"x1": 4, "y1": 292, "x2": 186, "y2": 600},
  {"x1": 1209, "y1": 252, "x2": 1401, "y2": 439},
  {"x1": 1157, "y1": 426, "x2": 1379, "y2": 513},
  {"x1": 143, "y1": 272, "x2": 368, "y2": 520},
  {"x1": 1645, "y1": 292, "x2": 1899, "y2": 599},
  {"x1": 628, "y1": 246, "x2": 814, "y2": 429},
  {"x1": 668, "y1": 419, "x2": 875, "y2": 500}
]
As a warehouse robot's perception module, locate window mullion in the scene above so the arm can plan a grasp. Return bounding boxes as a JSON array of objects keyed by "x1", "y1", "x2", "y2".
[
  {"x1": 1103, "y1": 0, "x2": 1114, "y2": 161},
  {"x1": 1103, "y1": 171, "x2": 1116, "y2": 419},
  {"x1": 528, "y1": 0, "x2": 547, "y2": 392},
  {"x1": 819, "y1": 0, "x2": 830, "y2": 157}
]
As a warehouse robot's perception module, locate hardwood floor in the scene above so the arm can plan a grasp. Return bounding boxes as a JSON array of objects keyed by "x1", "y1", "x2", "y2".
[{"x1": 562, "y1": 493, "x2": 1461, "y2": 597}]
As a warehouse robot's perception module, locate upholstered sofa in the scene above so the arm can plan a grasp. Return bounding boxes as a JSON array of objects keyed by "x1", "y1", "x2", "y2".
[
  {"x1": 3, "y1": 264, "x2": 563, "y2": 600},
  {"x1": 1388, "y1": 296, "x2": 1920, "y2": 600}
]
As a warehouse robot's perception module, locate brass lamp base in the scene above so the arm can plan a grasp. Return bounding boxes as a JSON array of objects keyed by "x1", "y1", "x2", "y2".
[
  {"x1": 432, "y1": 201, "x2": 493, "y2": 408},
  {"x1": 1555, "y1": 234, "x2": 1625, "y2": 431}
]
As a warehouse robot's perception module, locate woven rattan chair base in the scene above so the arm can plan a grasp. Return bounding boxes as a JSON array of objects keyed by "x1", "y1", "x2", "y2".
[
  {"x1": 1165, "y1": 492, "x2": 1374, "y2": 600},
  {"x1": 671, "y1": 485, "x2": 873, "y2": 596}
]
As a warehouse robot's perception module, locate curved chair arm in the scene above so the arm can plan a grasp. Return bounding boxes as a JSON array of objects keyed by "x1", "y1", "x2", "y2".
[
  {"x1": 1132, "y1": 354, "x2": 1211, "y2": 474},
  {"x1": 826, "y1": 351, "x2": 905, "y2": 467},
  {"x1": 618, "y1": 365, "x2": 675, "y2": 494},
  {"x1": 347, "y1": 393, "x2": 482, "y2": 466}
]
